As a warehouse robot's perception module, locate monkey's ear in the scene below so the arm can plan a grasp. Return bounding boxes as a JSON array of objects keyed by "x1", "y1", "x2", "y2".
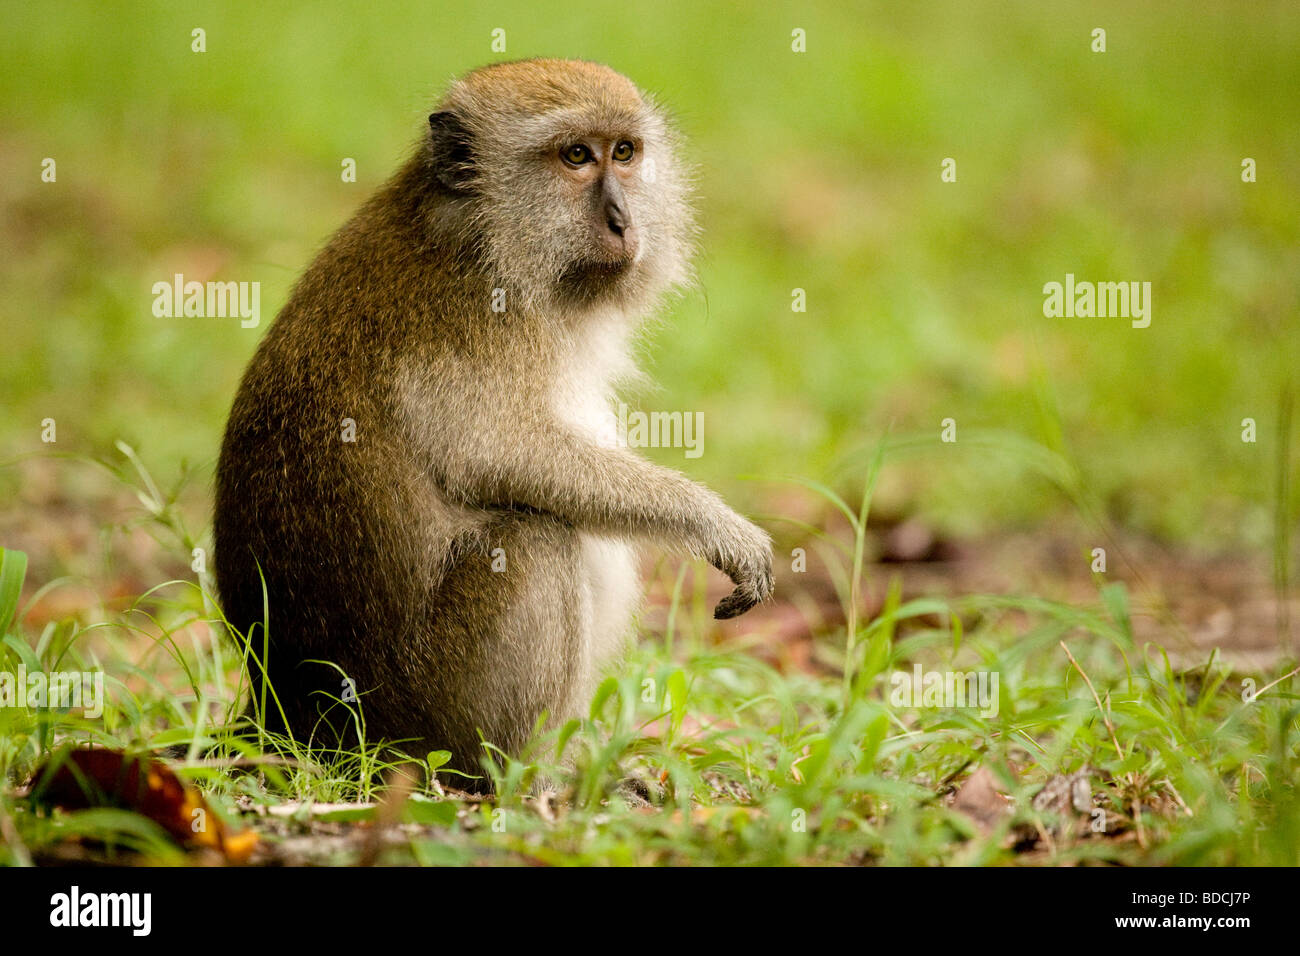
[{"x1": 428, "y1": 111, "x2": 475, "y2": 194}]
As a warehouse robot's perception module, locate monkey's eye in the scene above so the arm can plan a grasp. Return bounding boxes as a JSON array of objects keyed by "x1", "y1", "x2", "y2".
[
  {"x1": 612, "y1": 140, "x2": 635, "y2": 162},
  {"x1": 562, "y1": 143, "x2": 593, "y2": 166}
]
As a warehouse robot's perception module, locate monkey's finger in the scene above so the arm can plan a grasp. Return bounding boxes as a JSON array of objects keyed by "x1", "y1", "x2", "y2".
[{"x1": 713, "y1": 587, "x2": 759, "y2": 620}]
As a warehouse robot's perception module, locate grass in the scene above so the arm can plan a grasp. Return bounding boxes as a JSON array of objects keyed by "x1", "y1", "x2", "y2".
[{"x1": 1, "y1": 448, "x2": 1296, "y2": 866}]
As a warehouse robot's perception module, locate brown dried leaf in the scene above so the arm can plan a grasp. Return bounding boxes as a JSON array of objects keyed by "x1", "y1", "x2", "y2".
[
  {"x1": 29, "y1": 747, "x2": 257, "y2": 862},
  {"x1": 950, "y1": 765, "x2": 1013, "y2": 835}
]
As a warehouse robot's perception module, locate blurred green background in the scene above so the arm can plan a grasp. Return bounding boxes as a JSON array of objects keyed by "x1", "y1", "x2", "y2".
[{"x1": 2, "y1": 0, "x2": 1297, "y2": 549}]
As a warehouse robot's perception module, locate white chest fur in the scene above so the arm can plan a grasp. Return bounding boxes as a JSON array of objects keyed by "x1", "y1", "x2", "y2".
[
  {"x1": 551, "y1": 313, "x2": 638, "y2": 448},
  {"x1": 550, "y1": 312, "x2": 643, "y2": 668}
]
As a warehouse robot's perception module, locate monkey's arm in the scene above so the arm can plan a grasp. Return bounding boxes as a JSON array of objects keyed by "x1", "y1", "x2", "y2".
[{"x1": 438, "y1": 421, "x2": 773, "y2": 619}]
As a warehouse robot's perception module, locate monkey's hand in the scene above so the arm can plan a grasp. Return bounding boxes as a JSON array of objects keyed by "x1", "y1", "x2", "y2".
[{"x1": 710, "y1": 516, "x2": 774, "y2": 620}]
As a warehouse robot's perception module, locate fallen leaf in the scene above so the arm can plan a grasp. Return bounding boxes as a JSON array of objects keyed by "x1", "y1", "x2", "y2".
[
  {"x1": 29, "y1": 747, "x2": 257, "y2": 862},
  {"x1": 950, "y1": 766, "x2": 1013, "y2": 835}
]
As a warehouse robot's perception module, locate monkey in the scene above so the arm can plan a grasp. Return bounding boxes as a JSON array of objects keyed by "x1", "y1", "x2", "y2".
[{"x1": 213, "y1": 59, "x2": 773, "y2": 788}]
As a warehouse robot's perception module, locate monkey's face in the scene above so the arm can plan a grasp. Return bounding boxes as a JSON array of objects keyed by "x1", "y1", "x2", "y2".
[
  {"x1": 553, "y1": 135, "x2": 643, "y2": 271},
  {"x1": 430, "y1": 60, "x2": 696, "y2": 314}
]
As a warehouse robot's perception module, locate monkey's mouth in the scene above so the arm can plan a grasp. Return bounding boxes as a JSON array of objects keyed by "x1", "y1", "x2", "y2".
[
  {"x1": 555, "y1": 258, "x2": 638, "y2": 304},
  {"x1": 579, "y1": 254, "x2": 634, "y2": 273},
  {"x1": 560, "y1": 256, "x2": 635, "y2": 288}
]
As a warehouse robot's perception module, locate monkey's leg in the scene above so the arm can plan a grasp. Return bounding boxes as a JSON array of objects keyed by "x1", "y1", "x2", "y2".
[
  {"x1": 372, "y1": 512, "x2": 598, "y2": 786},
  {"x1": 578, "y1": 532, "x2": 641, "y2": 680}
]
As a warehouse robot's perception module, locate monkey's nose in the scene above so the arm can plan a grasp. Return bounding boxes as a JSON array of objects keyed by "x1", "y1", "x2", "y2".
[
  {"x1": 602, "y1": 200, "x2": 639, "y2": 259},
  {"x1": 605, "y1": 199, "x2": 629, "y2": 237}
]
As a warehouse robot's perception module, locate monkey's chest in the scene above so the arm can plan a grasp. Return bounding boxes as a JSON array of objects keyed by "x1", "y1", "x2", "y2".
[
  {"x1": 552, "y1": 382, "x2": 620, "y2": 449},
  {"x1": 550, "y1": 319, "x2": 637, "y2": 449}
]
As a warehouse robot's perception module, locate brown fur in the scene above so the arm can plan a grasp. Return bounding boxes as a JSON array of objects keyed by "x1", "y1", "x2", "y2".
[{"x1": 214, "y1": 60, "x2": 772, "y2": 787}]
